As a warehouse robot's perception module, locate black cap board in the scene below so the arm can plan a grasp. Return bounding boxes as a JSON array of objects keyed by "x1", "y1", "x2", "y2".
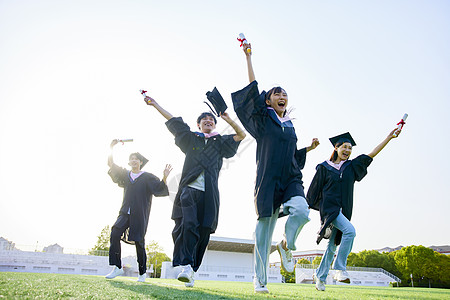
[
  {"x1": 205, "y1": 87, "x2": 228, "y2": 117},
  {"x1": 329, "y1": 132, "x2": 356, "y2": 147}
]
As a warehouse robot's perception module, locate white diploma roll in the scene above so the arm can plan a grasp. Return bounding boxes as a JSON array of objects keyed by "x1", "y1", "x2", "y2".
[
  {"x1": 393, "y1": 113, "x2": 408, "y2": 137},
  {"x1": 118, "y1": 139, "x2": 133, "y2": 143},
  {"x1": 238, "y1": 33, "x2": 251, "y2": 53}
]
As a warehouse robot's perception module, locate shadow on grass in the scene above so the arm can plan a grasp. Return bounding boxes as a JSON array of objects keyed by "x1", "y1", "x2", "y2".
[{"x1": 108, "y1": 279, "x2": 244, "y2": 299}]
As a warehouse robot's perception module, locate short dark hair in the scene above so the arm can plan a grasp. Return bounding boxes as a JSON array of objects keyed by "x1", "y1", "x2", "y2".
[
  {"x1": 265, "y1": 86, "x2": 286, "y2": 103},
  {"x1": 197, "y1": 112, "x2": 217, "y2": 124}
]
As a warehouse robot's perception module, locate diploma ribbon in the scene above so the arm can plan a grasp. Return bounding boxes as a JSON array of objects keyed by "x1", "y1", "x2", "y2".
[
  {"x1": 237, "y1": 33, "x2": 251, "y2": 53},
  {"x1": 237, "y1": 37, "x2": 247, "y2": 47},
  {"x1": 393, "y1": 113, "x2": 408, "y2": 137},
  {"x1": 118, "y1": 139, "x2": 133, "y2": 145}
]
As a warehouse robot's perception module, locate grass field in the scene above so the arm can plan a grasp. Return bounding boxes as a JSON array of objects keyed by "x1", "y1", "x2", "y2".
[{"x1": 0, "y1": 272, "x2": 449, "y2": 299}]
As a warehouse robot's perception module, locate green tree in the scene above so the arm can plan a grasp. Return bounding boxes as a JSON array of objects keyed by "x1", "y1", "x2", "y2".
[
  {"x1": 347, "y1": 250, "x2": 400, "y2": 278},
  {"x1": 394, "y1": 245, "x2": 438, "y2": 287},
  {"x1": 89, "y1": 225, "x2": 110, "y2": 256},
  {"x1": 280, "y1": 267, "x2": 296, "y2": 283},
  {"x1": 312, "y1": 256, "x2": 322, "y2": 266},
  {"x1": 146, "y1": 240, "x2": 171, "y2": 278},
  {"x1": 296, "y1": 258, "x2": 311, "y2": 265}
]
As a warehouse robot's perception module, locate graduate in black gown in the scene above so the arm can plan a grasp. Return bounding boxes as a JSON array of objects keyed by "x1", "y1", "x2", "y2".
[
  {"x1": 144, "y1": 94, "x2": 246, "y2": 287},
  {"x1": 307, "y1": 129, "x2": 402, "y2": 291},
  {"x1": 231, "y1": 41, "x2": 320, "y2": 293},
  {"x1": 106, "y1": 139, "x2": 172, "y2": 282}
]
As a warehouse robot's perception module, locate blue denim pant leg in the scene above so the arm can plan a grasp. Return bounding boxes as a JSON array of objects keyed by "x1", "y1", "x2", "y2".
[
  {"x1": 332, "y1": 213, "x2": 356, "y2": 271},
  {"x1": 283, "y1": 196, "x2": 310, "y2": 251},
  {"x1": 254, "y1": 208, "x2": 279, "y2": 285},
  {"x1": 316, "y1": 212, "x2": 356, "y2": 282}
]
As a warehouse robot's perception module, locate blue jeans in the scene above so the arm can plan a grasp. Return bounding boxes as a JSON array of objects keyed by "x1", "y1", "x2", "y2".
[
  {"x1": 316, "y1": 212, "x2": 356, "y2": 282},
  {"x1": 254, "y1": 196, "x2": 310, "y2": 285}
]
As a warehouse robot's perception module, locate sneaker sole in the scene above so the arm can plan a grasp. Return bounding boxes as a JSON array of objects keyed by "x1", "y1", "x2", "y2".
[
  {"x1": 337, "y1": 278, "x2": 351, "y2": 284},
  {"x1": 276, "y1": 244, "x2": 294, "y2": 273},
  {"x1": 177, "y1": 276, "x2": 191, "y2": 283}
]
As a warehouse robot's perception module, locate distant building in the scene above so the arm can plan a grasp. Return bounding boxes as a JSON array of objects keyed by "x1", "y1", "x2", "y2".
[
  {"x1": 0, "y1": 237, "x2": 16, "y2": 251},
  {"x1": 376, "y1": 245, "x2": 450, "y2": 255},
  {"x1": 291, "y1": 249, "x2": 324, "y2": 264},
  {"x1": 161, "y1": 236, "x2": 282, "y2": 283},
  {"x1": 375, "y1": 246, "x2": 404, "y2": 253},
  {"x1": 428, "y1": 245, "x2": 450, "y2": 255},
  {"x1": 43, "y1": 243, "x2": 64, "y2": 254}
]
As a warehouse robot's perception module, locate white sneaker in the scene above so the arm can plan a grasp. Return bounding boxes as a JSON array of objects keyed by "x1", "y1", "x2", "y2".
[
  {"x1": 105, "y1": 266, "x2": 124, "y2": 279},
  {"x1": 277, "y1": 241, "x2": 295, "y2": 273},
  {"x1": 177, "y1": 265, "x2": 194, "y2": 283},
  {"x1": 334, "y1": 270, "x2": 351, "y2": 283},
  {"x1": 185, "y1": 278, "x2": 195, "y2": 288},
  {"x1": 313, "y1": 274, "x2": 326, "y2": 291},
  {"x1": 253, "y1": 278, "x2": 269, "y2": 294},
  {"x1": 137, "y1": 273, "x2": 146, "y2": 282}
]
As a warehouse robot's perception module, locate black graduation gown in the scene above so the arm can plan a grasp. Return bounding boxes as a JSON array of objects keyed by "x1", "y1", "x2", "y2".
[
  {"x1": 231, "y1": 81, "x2": 307, "y2": 219},
  {"x1": 166, "y1": 117, "x2": 241, "y2": 233},
  {"x1": 306, "y1": 154, "x2": 373, "y2": 245},
  {"x1": 108, "y1": 164, "x2": 169, "y2": 241}
]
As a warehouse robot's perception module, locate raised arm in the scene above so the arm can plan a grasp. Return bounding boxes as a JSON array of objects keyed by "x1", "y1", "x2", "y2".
[
  {"x1": 220, "y1": 112, "x2": 246, "y2": 142},
  {"x1": 107, "y1": 139, "x2": 119, "y2": 167},
  {"x1": 367, "y1": 128, "x2": 401, "y2": 158},
  {"x1": 162, "y1": 164, "x2": 173, "y2": 184},
  {"x1": 306, "y1": 138, "x2": 320, "y2": 152},
  {"x1": 144, "y1": 96, "x2": 174, "y2": 121},
  {"x1": 242, "y1": 43, "x2": 255, "y2": 83}
]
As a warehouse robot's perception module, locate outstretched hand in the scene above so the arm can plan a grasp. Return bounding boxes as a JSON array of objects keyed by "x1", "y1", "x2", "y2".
[
  {"x1": 110, "y1": 139, "x2": 119, "y2": 149},
  {"x1": 144, "y1": 96, "x2": 157, "y2": 106},
  {"x1": 310, "y1": 138, "x2": 320, "y2": 149},
  {"x1": 163, "y1": 164, "x2": 173, "y2": 178},
  {"x1": 306, "y1": 138, "x2": 320, "y2": 152},
  {"x1": 243, "y1": 43, "x2": 252, "y2": 57},
  {"x1": 219, "y1": 111, "x2": 230, "y2": 122},
  {"x1": 389, "y1": 128, "x2": 401, "y2": 139}
]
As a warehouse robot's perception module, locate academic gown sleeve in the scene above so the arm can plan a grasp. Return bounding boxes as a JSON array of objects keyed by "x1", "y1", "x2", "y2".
[
  {"x1": 295, "y1": 147, "x2": 307, "y2": 170},
  {"x1": 352, "y1": 154, "x2": 373, "y2": 181},
  {"x1": 231, "y1": 80, "x2": 267, "y2": 139},
  {"x1": 306, "y1": 164, "x2": 326, "y2": 211},
  {"x1": 147, "y1": 174, "x2": 169, "y2": 197},
  {"x1": 166, "y1": 117, "x2": 195, "y2": 153},
  {"x1": 108, "y1": 164, "x2": 128, "y2": 188},
  {"x1": 220, "y1": 135, "x2": 241, "y2": 159}
]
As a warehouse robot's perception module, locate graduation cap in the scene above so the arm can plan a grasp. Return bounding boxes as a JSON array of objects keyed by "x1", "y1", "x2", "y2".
[
  {"x1": 329, "y1": 132, "x2": 356, "y2": 147},
  {"x1": 205, "y1": 87, "x2": 228, "y2": 117},
  {"x1": 130, "y1": 152, "x2": 149, "y2": 169}
]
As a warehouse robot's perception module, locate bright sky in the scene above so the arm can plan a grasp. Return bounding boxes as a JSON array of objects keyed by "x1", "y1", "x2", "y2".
[{"x1": 1, "y1": 0, "x2": 449, "y2": 259}]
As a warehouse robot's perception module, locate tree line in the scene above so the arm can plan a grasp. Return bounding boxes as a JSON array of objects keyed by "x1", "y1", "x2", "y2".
[{"x1": 294, "y1": 246, "x2": 450, "y2": 288}]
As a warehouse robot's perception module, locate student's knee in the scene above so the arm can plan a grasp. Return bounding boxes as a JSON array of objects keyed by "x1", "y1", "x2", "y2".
[
  {"x1": 110, "y1": 227, "x2": 122, "y2": 242},
  {"x1": 288, "y1": 199, "x2": 310, "y2": 222},
  {"x1": 344, "y1": 224, "x2": 356, "y2": 239}
]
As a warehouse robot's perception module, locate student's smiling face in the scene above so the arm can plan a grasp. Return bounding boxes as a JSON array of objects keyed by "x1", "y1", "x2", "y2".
[
  {"x1": 336, "y1": 142, "x2": 353, "y2": 161},
  {"x1": 266, "y1": 89, "x2": 288, "y2": 117},
  {"x1": 198, "y1": 115, "x2": 216, "y2": 134},
  {"x1": 128, "y1": 154, "x2": 143, "y2": 169}
]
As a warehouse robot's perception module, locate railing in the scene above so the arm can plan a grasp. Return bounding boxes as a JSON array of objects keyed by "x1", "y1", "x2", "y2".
[{"x1": 296, "y1": 264, "x2": 401, "y2": 283}]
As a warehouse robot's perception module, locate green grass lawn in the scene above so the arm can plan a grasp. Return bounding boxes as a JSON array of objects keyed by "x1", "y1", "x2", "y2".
[{"x1": 0, "y1": 272, "x2": 449, "y2": 299}]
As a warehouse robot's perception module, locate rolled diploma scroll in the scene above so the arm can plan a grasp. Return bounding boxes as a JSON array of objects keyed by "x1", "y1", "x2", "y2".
[
  {"x1": 118, "y1": 139, "x2": 133, "y2": 144},
  {"x1": 238, "y1": 33, "x2": 251, "y2": 53},
  {"x1": 393, "y1": 113, "x2": 408, "y2": 137},
  {"x1": 140, "y1": 89, "x2": 151, "y2": 104}
]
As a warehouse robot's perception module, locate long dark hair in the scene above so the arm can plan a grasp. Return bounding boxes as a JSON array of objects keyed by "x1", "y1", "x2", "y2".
[{"x1": 329, "y1": 142, "x2": 343, "y2": 162}]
